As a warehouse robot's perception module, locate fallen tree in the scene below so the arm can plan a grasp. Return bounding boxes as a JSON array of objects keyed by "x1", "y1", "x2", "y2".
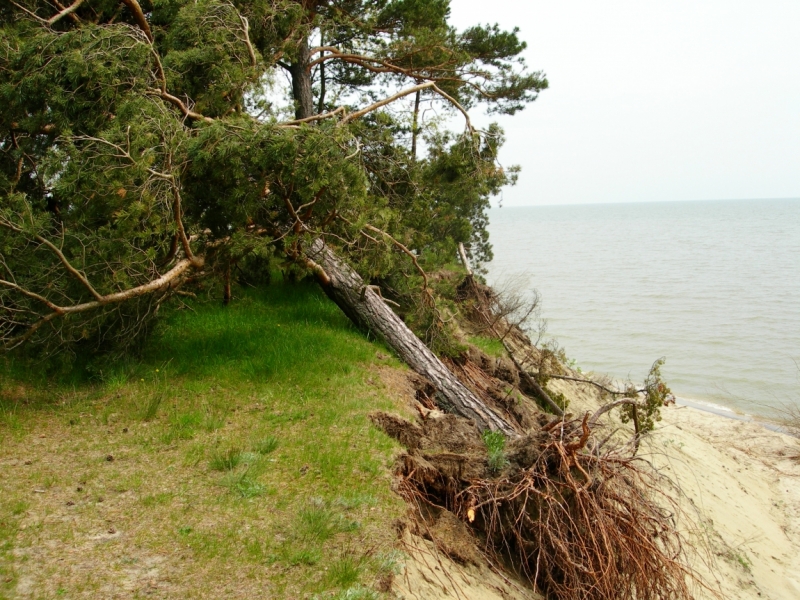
[{"x1": 307, "y1": 238, "x2": 518, "y2": 435}]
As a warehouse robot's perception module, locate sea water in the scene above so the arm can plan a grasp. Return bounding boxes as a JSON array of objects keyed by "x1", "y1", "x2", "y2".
[{"x1": 486, "y1": 198, "x2": 800, "y2": 417}]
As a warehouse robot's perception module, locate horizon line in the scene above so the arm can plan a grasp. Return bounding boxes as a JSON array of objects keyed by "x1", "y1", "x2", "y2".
[{"x1": 492, "y1": 196, "x2": 800, "y2": 209}]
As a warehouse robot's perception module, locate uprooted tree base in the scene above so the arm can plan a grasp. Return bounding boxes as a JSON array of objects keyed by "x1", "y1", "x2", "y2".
[{"x1": 372, "y1": 408, "x2": 699, "y2": 600}]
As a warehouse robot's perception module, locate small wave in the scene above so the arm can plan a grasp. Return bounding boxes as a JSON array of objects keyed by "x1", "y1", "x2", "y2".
[
  {"x1": 673, "y1": 396, "x2": 790, "y2": 434},
  {"x1": 674, "y1": 395, "x2": 738, "y2": 414}
]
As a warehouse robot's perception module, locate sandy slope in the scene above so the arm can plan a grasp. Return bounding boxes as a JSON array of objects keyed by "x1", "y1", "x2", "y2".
[
  {"x1": 651, "y1": 405, "x2": 800, "y2": 599},
  {"x1": 549, "y1": 375, "x2": 800, "y2": 600}
]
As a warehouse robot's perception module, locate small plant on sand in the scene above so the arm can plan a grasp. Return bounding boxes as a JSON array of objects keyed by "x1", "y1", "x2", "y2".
[
  {"x1": 619, "y1": 358, "x2": 673, "y2": 439},
  {"x1": 482, "y1": 430, "x2": 509, "y2": 473}
]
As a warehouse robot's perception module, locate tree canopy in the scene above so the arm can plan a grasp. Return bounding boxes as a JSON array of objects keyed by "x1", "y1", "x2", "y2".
[{"x1": 0, "y1": 0, "x2": 547, "y2": 353}]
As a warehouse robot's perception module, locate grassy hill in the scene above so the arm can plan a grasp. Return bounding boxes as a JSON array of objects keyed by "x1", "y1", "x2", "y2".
[{"x1": 0, "y1": 280, "x2": 412, "y2": 599}]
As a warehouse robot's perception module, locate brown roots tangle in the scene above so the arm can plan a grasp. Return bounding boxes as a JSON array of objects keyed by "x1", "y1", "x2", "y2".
[{"x1": 390, "y1": 414, "x2": 700, "y2": 600}]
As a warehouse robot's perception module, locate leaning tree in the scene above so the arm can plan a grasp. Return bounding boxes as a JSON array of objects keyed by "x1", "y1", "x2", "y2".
[{"x1": 0, "y1": 0, "x2": 547, "y2": 432}]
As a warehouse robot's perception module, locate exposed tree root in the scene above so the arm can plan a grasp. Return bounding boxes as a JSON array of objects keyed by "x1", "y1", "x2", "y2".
[{"x1": 377, "y1": 410, "x2": 704, "y2": 600}]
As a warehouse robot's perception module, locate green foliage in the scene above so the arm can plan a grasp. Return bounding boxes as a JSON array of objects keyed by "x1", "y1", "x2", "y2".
[
  {"x1": 1, "y1": 0, "x2": 545, "y2": 355},
  {"x1": 482, "y1": 430, "x2": 509, "y2": 473},
  {"x1": 620, "y1": 358, "x2": 672, "y2": 434},
  {"x1": 543, "y1": 386, "x2": 569, "y2": 414},
  {"x1": 469, "y1": 335, "x2": 506, "y2": 358}
]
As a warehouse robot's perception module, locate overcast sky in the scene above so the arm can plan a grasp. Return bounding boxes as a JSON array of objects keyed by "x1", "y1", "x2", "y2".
[{"x1": 448, "y1": 0, "x2": 800, "y2": 206}]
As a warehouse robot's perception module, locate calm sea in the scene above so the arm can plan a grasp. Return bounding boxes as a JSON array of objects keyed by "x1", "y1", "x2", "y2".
[{"x1": 486, "y1": 198, "x2": 800, "y2": 417}]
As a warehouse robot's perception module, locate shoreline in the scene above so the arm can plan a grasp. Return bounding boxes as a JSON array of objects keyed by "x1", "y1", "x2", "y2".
[{"x1": 673, "y1": 395, "x2": 792, "y2": 435}]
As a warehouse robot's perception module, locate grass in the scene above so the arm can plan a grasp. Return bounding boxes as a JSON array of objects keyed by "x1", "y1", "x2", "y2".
[
  {"x1": 0, "y1": 279, "x2": 411, "y2": 599},
  {"x1": 209, "y1": 447, "x2": 243, "y2": 471},
  {"x1": 468, "y1": 335, "x2": 506, "y2": 358}
]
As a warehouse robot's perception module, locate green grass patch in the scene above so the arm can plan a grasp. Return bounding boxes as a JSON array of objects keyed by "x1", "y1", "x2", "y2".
[
  {"x1": 253, "y1": 436, "x2": 279, "y2": 455},
  {"x1": 468, "y1": 335, "x2": 506, "y2": 358},
  {"x1": 0, "y1": 279, "x2": 409, "y2": 598},
  {"x1": 209, "y1": 447, "x2": 243, "y2": 471}
]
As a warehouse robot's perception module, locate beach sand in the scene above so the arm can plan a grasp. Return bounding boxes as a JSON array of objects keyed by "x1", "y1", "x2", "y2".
[{"x1": 548, "y1": 375, "x2": 800, "y2": 600}]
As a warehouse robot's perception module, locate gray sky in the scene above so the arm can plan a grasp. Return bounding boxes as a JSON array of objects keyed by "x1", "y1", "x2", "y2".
[{"x1": 448, "y1": 0, "x2": 800, "y2": 206}]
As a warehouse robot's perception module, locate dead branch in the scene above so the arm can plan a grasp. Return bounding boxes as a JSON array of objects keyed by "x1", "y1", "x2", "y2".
[
  {"x1": 543, "y1": 372, "x2": 642, "y2": 396},
  {"x1": 504, "y1": 342, "x2": 565, "y2": 417},
  {"x1": 3, "y1": 257, "x2": 197, "y2": 350},
  {"x1": 9, "y1": 1, "x2": 48, "y2": 24},
  {"x1": 280, "y1": 106, "x2": 345, "y2": 126},
  {"x1": 457, "y1": 242, "x2": 472, "y2": 276},
  {"x1": 0, "y1": 217, "x2": 103, "y2": 302},
  {"x1": 588, "y1": 398, "x2": 646, "y2": 428},
  {"x1": 363, "y1": 224, "x2": 428, "y2": 291},
  {"x1": 341, "y1": 82, "x2": 437, "y2": 125},
  {"x1": 236, "y1": 12, "x2": 257, "y2": 68},
  {"x1": 47, "y1": 0, "x2": 84, "y2": 25}
]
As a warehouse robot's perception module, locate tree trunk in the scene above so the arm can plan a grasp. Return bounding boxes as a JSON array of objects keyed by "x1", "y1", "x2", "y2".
[
  {"x1": 411, "y1": 89, "x2": 421, "y2": 161},
  {"x1": 306, "y1": 239, "x2": 519, "y2": 436},
  {"x1": 317, "y1": 34, "x2": 326, "y2": 114},
  {"x1": 289, "y1": 37, "x2": 314, "y2": 120}
]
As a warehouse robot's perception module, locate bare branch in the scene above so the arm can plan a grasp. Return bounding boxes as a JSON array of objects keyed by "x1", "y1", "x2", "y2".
[
  {"x1": 149, "y1": 89, "x2": 215, "y2": 124},
  {"x1": 0, "y1": 279, "x2": 62, "y2": 313},
  {"x1": 237, "y1": 13, "x2": 257, "y2": 68},
  {"x1": 341, "y1": 82, "x2": 435, "y2": 125},
  {"x1": 336, "y1": 82, "x2": 473, "y2": 132},
  {"x1": 544, "y1": 373, "x2": 644, "y2": 397},
  {"x1": 363, "y1": 224, "x2": 428, "y2": 291},
  {"x1": 458, "y1": 242, "x2": 472, "y2": 276},
  {"x1": 47, "y1": 0, "x2": 84, "y2": 25},
  {"x1": 3, "y1": 257, "x2": 198, "y2": 350},
  {"x1": 72, "y1": 134, "x2": 174, "y2": 180},
  {"x1": 431, "y1": 83, "x2": 473, "y2": 132},
  {"x1": 0, "y1": 217, "x2": 103, "y2": 302},
  {"x1": 9, "y1": 1, "x2": 48, "y2": 24},
  {"x1": 120, "y1": 0, "x2": 153, "y2": 42},
  {"x1": 279, "y1": 106, "x2": 345, "y2": 127},
  {"x1": 588, "y1": 398, "x2": 645, "y2": 429},
  {"x1": 168, "y1": 176, "x2": 197, "y2": 265}
]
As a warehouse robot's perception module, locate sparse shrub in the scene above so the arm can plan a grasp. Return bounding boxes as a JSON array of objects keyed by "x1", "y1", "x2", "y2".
[
  {"x1": 141, "y1": 392, "x2": 164, "y2": 422},
  {"x1": 620, "y1": 358, "x2": 672, "y2": 435},
  {"x1": 327, "y1": 555, "x2": 363, "y2": 587},
  {"x1": 482, "y1": 430, "x2": 509, "y2": 473}
]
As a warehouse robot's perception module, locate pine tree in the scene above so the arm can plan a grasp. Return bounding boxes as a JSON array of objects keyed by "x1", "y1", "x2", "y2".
[{"x1": 0, "y1": 0, "x2": 546, "y2": 354}]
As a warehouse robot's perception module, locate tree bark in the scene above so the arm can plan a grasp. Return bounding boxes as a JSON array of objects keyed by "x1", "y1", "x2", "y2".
[
  {"x1": 306, "y1": 239, "x2": 519, "y2": 436},
  {"x1": 411, "y1": 89, "x2": 421, "y2": 161},
  {"x1": 289, "y1": 37, "x2": 314, "y2": 120}
]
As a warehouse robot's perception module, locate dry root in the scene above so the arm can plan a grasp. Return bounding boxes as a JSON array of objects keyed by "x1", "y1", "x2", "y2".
[{"x1": 391, "y1": 414, "x2": 701, "y2": 600}]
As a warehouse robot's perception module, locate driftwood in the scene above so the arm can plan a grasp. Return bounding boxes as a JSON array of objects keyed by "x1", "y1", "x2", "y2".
[{"x1": 306, "y1": 239, "x2": 518, "y2": 436}]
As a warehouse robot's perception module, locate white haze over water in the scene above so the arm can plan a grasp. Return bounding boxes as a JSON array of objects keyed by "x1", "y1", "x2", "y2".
[{"x1": 486, "y1": 198, "x2": 800, "y2": 416}]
